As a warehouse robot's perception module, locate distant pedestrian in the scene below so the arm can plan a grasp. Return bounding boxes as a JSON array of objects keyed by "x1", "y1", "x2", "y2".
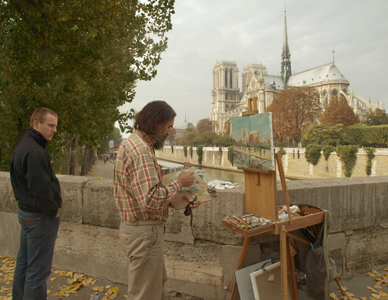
[{"x1": 10, "y1": 107, "x2": 61, "y2": 300}]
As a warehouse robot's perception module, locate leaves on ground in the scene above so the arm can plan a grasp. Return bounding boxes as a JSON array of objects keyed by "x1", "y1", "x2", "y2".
[{"x1": 0, "y1": 256, "x2": 120, "y2": 299}]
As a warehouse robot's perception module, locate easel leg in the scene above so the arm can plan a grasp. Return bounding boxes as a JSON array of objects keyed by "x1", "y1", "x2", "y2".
[
  {"x1": 280, "y1": 225, "x2": 289, "y2": 300},
  {"x1": 335, "y1": 275, "x2": 346, "y2": 297},
  {"x1": 230, "y1": 236, "x2": 251, "y2": 300},
  {"x1": 286, "y1": 240, "x2": 299, "y2": 300}
]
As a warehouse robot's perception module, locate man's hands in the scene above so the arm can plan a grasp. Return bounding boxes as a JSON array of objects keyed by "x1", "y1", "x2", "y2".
[
  {"x1": 183, "y1": 194, "x2": 199, "y2": 209},
  {"x1": 177, "y1": 169, "x2": 195, "y2": 187},
  {"x1": 183, "y1": 195, "x2": 200, "y2": 216}
]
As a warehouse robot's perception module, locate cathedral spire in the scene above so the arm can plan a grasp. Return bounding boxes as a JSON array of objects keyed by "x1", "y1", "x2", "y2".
[{"x1": 281, "y1": 4, "x2": 292, "y2": 84}]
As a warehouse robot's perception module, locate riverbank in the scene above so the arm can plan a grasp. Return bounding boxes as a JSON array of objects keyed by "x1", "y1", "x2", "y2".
[{"x1": 155, "y1": 146, "x2": 388, "y2": 178}]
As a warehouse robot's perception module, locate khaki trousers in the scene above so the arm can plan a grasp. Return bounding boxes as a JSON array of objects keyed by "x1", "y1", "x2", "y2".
[{"x1": 119, "y1": 222, "x2": 167, "y2": 300}]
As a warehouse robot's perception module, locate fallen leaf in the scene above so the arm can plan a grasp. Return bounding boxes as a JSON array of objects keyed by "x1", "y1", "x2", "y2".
[
  {"x1": 374, "y1": 285, "x2": 382, "y2": 289},
  {"x1": 380, "y1": 292, "x2": 388, "y2": 297},
  {"x1": 50, "y1": 277, "x2": 56, "y2": 281},
  {"x1": 368, "y1": 286, "x2": 378, "y2": 293},
  {"x1": 346, "y1": 291, "x2": 355, "y2": 297},
  {"x1": 330, "y1": 292, "x2": 339, "y2": 300}
]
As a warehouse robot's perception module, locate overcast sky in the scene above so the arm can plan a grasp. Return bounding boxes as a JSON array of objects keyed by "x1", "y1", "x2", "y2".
[{"x1": 119, "y1": 0, "x2": 388, "y2": 134}]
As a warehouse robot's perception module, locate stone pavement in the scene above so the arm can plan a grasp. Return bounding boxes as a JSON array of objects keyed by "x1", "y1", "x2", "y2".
[
  {"x1": 0, "y1": 256, "x2": 202, "y2": 300},
  {"x1": 86, "y1": 159, "x2": 115, "y2": 180},
  {"x1": 1, "y1": 254, "x2": 388, "y2": 299}
]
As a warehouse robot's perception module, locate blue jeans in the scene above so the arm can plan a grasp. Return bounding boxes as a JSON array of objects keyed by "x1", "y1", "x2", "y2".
[{"x1": 12, "y1": 210, "x2": 60, "y2": 300}]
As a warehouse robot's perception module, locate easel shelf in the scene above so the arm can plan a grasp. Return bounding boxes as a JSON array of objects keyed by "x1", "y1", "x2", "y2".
[{"x1": 222, "y1": 205, "x2": 325, "y2": 237}]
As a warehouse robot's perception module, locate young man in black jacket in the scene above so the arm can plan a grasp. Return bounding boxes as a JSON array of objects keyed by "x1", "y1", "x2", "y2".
[{"x1": 10, "y1": 107, "x2": 62, "y2": 300}]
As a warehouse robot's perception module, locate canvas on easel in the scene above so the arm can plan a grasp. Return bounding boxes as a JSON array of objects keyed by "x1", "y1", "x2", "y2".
[
  {"x1": 231, "y1": 112, "x2": 275, "y2": 171},
  {"x1": 231, "y1": 111, "x2": 280, "y2": 221}
]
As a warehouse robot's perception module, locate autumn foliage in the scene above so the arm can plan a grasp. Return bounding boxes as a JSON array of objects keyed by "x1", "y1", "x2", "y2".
[
  {"x1": 266, "y1": 86, "x2": 321, "y2": 142},
  {"x1": 320, "y1": 96, "x2": 359, "y2": 127},
  {"x1": 195, "y1": 118, "x2": 214, "y2": 135}
]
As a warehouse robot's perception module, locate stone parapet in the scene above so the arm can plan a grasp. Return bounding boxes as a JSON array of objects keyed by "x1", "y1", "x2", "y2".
[{"x1": 1, "y1": 172, "x2": 388, "y2": 299}]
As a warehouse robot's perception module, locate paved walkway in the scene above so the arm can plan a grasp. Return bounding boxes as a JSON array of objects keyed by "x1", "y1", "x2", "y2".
[
  {"x1": 1, "y1": 254, "x2": 388, "y2": 299},
  {"x1": 0, "y1": 255, "x2": 202, "y2": 300},
  {"x1": 86, "y1": 159, "x2": 115, "y2": 180}
]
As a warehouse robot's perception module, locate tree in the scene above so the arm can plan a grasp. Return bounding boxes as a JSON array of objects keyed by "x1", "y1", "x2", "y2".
[
  {"x1": 180, "y1": 130, "x2": 196, "y2": 146},
  {"x1": 0, "y1": 0, "x2": 174, "y2": 171},
  {"x1": 302, "y1": 124, "x2": 343, "y2": 146},
  {"x1": 193, "y1": 131, "x2": 218, "y2": 146},
  {"x1": 213, "y1": 135, "x2": 233, "y2": 147},
  {"x1": 320, "y1": 96, "x2": 359, "y2": 127},
  {"x1": 196, "y1": 118, "x2": 213, "y2": 135},
  {"x1": 265, "y1": 86, "x2": 321, "y2": 142},
  {"x1": 363, "y1": 108, "x2": 388, "y2": 126},
  {"x1": 98, "y1": 127, "x2": 123, "y2": 155},
  {"x1": 167, "y1": 127, "x2": 176, "y2": 145}
]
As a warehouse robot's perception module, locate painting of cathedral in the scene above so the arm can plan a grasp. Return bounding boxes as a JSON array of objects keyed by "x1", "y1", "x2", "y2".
[
  {"x1": 231, "y1": 112, "x2": 275, "y2": 171},
  {"x1": 210, "y1": 10, "x2": 378, "y2": 135}
]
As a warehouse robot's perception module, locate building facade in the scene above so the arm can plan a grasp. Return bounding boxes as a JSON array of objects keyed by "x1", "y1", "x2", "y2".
[{"x1": 210, "y1": 10, "x2": 378, "y2": 134}]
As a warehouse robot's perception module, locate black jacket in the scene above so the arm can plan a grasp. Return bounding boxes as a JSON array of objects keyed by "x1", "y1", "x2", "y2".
[{"x1": 10, "y1": 127, "x2": 62, "y2": 218}]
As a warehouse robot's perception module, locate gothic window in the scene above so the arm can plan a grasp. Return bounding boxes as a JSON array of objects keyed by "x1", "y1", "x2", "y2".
[
  {"x1": 332, "y1": 89, "x2": 338, "y2": 96},
  {"x1": 342, "y1": 88, "x2": 347, "y2": 94},
  {"x1": 230, "y1": 69, "x2": 233, "y2": 88},
  {"x1": 225, "y1": 69, "x2": 228, "y2": 88}
]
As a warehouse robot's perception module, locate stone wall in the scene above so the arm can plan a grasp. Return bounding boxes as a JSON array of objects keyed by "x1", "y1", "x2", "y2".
[
  {"x1": 1, "y1": 172, "x2": 388, "y2": 299},
  {"x1": 156, "y1": 146, "x2": 388, "y2": 179}
]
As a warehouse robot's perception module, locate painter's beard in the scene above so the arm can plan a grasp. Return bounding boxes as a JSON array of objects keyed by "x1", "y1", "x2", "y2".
[{"x1": 153, "y1": 131, "x2": 167, "y2": 150}]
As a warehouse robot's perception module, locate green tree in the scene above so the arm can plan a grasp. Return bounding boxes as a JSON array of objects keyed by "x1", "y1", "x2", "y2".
[
  {"x1": 193, "y1": 131, "x2": 218, "y2": 146},
  {"x1": 97, "y1": 127, "x2": 123, "y2": 155},
  {"x1": 213, "y1": 135, "x2": 233, "y2": 147},
  {"x1": 363, "y1": 108, "x2": 388, "y2": 126},
  {"x1": 320, "y1": 96, "x2": 359, "y2": 127},
  {"x1": 0, "y1": 0, "x2": 174, "y2": 171},
  {"x1": 302, "y1": 124, "x2": 343, "y2": 145},
  {"x1": 265, "y1": 86, "x2": 321, "y2": 142}
]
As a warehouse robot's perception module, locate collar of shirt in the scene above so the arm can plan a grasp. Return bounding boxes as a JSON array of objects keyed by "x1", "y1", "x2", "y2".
[{"x1": 134, "y1": 129, "x2": 155, "y2": 150}]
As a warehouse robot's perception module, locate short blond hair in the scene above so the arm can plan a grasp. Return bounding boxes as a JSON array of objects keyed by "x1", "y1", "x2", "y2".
[{"x1": 30, "y1": 108, "x2": 57, "y2": 127}]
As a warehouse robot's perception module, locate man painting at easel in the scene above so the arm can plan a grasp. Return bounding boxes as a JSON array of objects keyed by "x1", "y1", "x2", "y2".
[{"x1": 114, "y1": 100, "x2": 198, "y2": 300}]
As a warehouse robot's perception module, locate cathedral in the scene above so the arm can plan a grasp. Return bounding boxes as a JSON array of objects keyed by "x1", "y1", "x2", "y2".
[{"x1": 210, "y1": 10, "x2": 378, "y2": 135}]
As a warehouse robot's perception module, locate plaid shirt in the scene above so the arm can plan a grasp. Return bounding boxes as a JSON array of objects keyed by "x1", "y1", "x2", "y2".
[{"x1": 113, "y1": 130, "x2": 181, "y2": 222}]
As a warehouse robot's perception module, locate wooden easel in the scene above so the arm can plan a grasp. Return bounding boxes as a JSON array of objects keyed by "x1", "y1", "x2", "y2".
[{"x1": 225, "y1": 106, "x2": 325, "y2": 300}]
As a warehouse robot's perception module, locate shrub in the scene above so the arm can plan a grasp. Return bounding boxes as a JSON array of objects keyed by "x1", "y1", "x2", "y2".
[
  {"x1": 171, "y1": 145, "x2": 174, "y2": 153},
  {"x1": 364, "y1": 147, "x2": 375, "y2": 176},
  {"x1": 305, "y1": 144, "x2": 322, "y2": 165},
  {"x1": 228, "y1": 146, "x2": 234, "y2": 166},
  {"x1": 196, "y1": 145, "x2": 203, "y2": 165},
  {"x1": 336, "y1": 145, "x2": 359, "y2": 177},
  {"x1": 183, "y1": 145, "x2": 187, "y2": 158},
  {"x1": 322, "y1": 146, "x2": 336, "y2": 161},
  {"x1": 189, "y1": 146, "x2": 193, "y2": 159},
  {"x1": 279, "y1": 147, "x2": 286, "y2": 157}
]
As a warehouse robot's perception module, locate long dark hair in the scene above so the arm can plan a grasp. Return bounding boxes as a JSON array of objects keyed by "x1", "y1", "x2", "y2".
[{"x1": 134, "y1": 101, "x2": 176, "y2": 135}]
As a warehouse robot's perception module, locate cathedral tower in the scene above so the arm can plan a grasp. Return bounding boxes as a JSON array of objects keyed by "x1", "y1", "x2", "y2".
[
  {"x1": 280, "y1": 7, "x2": 291, "y2": 84},
  {"x1": 210, "y1": 61, "x2": 239, "y2": 133}
]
